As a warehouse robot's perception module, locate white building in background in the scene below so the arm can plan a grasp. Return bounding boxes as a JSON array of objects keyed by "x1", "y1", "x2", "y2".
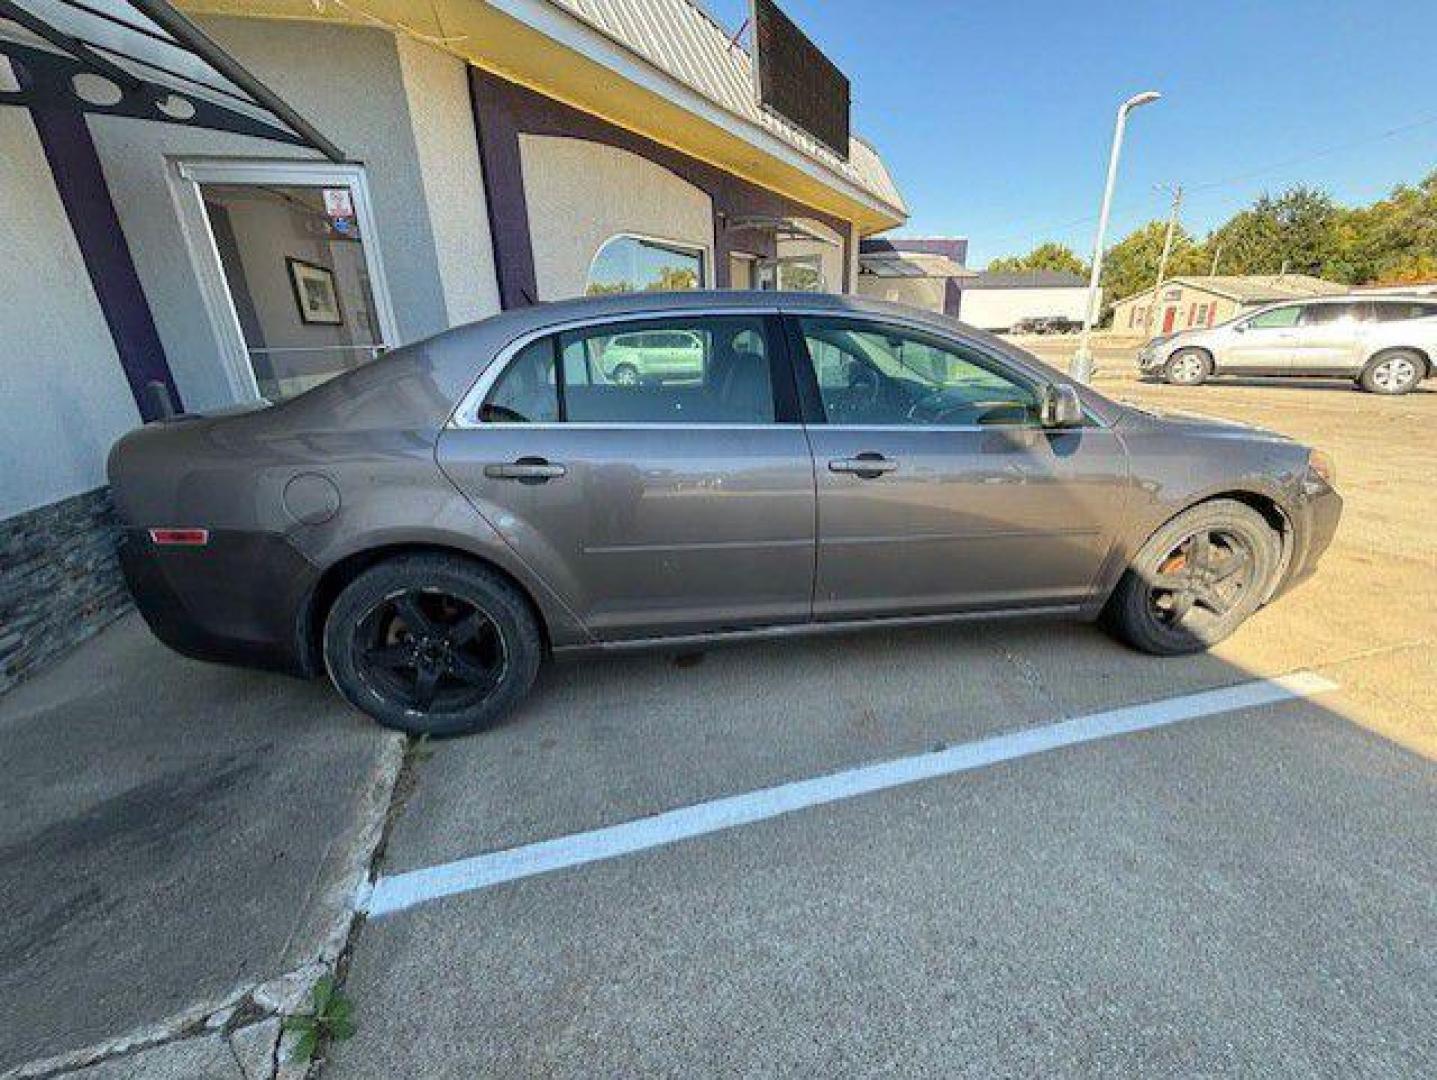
[{"x1": 956, "y1": 271, "x2": 1093, "y2": 332}]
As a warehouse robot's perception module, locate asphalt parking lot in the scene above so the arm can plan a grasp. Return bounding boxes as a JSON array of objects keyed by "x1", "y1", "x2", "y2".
[{"x1": 326, "y1": 359, "x2": 1436, "y2": 1076}]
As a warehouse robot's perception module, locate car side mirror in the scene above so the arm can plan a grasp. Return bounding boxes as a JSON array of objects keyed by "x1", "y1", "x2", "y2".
[{"x1": 1039, "y1": 384, "x2": 1084, "y2": 429}]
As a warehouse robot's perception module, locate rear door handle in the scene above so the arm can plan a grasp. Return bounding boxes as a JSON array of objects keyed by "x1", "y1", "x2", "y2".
[
  {"x1": 484, "y1": 457, "x2": 566, "y2": 483},
  {"x1": 829, "y1": 454, "x2": 899, "y2": 478}
]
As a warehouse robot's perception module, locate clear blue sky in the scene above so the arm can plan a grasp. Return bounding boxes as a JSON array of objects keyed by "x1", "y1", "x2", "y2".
[{"x1": 704, "y1": 0, "x2": 1437, "y2": 267}]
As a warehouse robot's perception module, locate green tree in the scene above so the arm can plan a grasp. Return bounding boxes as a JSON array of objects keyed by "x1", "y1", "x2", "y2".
[
  {"x1": 1099, "y1": 220, "x2": 1208, "y2": 305},
  {"x1": 1333, "y1": 170, "x2": 1437, "y2": 284},
  {"x1": 1208, "y1": 185, "x2": 1340, "y2": 278},
  {"x1": 987, "y1": 242, "x2": 1088, "y2": 277}
]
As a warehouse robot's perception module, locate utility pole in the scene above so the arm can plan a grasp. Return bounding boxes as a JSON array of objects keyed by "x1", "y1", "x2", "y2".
[
  {"x1": 1072, "y1": 90, "x2": 1162, "y2": 383},
  {"x1": 1142, "y1": 183, "x2": 1183, "y2": 341},
  {"x1": 1209, "y1": 243, "x2": 1222, "y2": 276}
]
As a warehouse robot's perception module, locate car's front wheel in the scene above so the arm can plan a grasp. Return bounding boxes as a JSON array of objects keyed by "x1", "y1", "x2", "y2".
[
  {"x1": 611, "y1": 362, "x2": 640, "y2": 386},
  {"x1": 1358, "y1": 350, "x2": 1423, "y2": 395},
  {"x1": 1102, "y1": 500, "x2": 1281, "y2": 656},
  {"x1": 1164, "y1": 348, "x2": 1211, "y2": 386},
  {"x1": 323, "y1": 555, "x2": 542, "y2": 736}
]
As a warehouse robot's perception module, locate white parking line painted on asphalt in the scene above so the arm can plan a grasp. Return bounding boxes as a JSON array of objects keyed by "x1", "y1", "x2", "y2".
[{"x1": 361, "y1": 671, "x2": 1339, "y2": 918}]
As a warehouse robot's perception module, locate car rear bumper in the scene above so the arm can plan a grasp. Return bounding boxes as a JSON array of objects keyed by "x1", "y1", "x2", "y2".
[{"x1": 118, "y1": 528, "x2": 319, "y2": 677}]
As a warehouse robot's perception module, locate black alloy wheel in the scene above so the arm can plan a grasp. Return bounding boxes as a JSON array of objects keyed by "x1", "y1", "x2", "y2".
[
  {"x1": 1103, "y1": 499, "x2": 1281, "y2": 655},
  {"x1": 324, "y1": 555, "x2": 542, "y2": 735},
  {"x1": 1146, "y1": 528, "x2": 1256, "y2": 630},
  {"x1": 355, "y1": 589, "x2": 507, "y2": 715}
]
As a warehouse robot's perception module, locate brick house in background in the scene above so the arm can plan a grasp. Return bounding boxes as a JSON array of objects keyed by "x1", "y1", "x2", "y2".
[{"x1": 1112, "y1": 274, "x2": 1346, "y2": 337}]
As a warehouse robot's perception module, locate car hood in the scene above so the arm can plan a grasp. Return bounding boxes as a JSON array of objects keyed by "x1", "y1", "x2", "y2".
[{"x1": 1115, "y1": 401, "x2": 1294, "y2": 442}]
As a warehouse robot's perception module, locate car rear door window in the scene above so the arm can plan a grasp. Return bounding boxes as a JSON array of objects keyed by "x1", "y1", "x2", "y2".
[
  {"x1": 561, "y1": 317, "x2": 776, "y2": 424},
  {"x1": 479, "y1": 337, "x2": 558, "y2": 423},
  {"x1": 1300, "y1": 303, "x2": 1360, "y2": 326},
  {"x1": 480, "y1": 317, "x2": 780, "y2": 425}
]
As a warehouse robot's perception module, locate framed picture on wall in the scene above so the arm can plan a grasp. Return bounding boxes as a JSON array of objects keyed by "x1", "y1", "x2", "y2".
[{"x1": 286, "y1": 257, "x2": 343, "y2": 325}]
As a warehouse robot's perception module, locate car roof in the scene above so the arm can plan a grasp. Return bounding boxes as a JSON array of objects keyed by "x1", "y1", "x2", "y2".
[{"x1": 384, "y1": 289, "x2": 1125, "y2": 427}]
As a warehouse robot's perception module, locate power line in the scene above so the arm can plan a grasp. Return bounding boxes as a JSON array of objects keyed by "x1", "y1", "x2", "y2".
[
  {"x1": 976, "y1": 110, "x2": 1437, "y2": 257},
  {"x1": 1186, "y1": 111, "x2": 1437, "y2": 193}
]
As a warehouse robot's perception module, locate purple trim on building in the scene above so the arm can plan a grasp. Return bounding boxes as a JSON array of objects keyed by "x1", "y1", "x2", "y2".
[
  {"x1": 28, "y1": 106, "x2": 180, "y2": 420},
  {"x1": 467, "y1": 68, "x2": 853, "y2": 306},
  {"x1": 944, "y1": 278, "x2": 962, "y2": 318},
  {"x1": 468, "y1": 68, "x2": 540, "y2": 309}
]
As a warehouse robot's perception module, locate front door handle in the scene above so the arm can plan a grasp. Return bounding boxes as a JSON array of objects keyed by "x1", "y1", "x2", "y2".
[
  {"x1": 484, "y1": 457, "x2": 567, "y2": 483},
  {"x1": 829, "y1": 453, "x2": 899, "y2": 479}
]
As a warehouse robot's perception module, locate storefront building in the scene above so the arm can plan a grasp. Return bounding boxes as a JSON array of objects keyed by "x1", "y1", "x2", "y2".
[{"x1": 0, "y1": 0, "x2": 907, "y2": 690}]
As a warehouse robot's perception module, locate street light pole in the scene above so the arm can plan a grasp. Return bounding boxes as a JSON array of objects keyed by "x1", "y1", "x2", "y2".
[{"x1": 1071, "y1": 90, "x2": 1162, "y2": 383}]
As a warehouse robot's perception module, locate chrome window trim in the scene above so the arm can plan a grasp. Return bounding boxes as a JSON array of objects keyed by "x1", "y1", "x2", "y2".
[{"x1": 447, "y1": 305, "x2": 1111, "y2": 432}]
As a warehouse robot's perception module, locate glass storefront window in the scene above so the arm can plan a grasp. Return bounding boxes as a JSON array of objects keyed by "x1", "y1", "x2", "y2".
[{"x1": 586, "y1": 235, "x2": 704, "y2": 296}]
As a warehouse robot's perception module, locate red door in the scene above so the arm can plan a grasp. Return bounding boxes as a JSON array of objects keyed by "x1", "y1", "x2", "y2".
[{"x1": 1162, "y1": 307, "x2": 1177, "y2": 333}]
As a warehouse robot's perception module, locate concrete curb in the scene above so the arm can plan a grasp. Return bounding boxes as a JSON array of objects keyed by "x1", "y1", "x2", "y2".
[{"x1": 3, "y1": 733, "x2": 406, "y2": 1080}]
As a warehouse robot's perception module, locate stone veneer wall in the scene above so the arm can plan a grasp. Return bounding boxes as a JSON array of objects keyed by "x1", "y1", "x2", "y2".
[{"x1": 0, "y1": 488, "x2": 131, "y2": 694}]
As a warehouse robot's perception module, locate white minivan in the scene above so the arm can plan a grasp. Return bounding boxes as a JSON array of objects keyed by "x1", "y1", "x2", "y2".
[{"x1": 1138, "y1": 296, "x2": 1437, "y2": 394}]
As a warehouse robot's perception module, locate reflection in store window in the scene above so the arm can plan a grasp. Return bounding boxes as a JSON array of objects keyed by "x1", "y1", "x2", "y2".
[
  {"x1": 757, "y1": 256, "x2": 825, "y2": 292},
  {"x1": 586, "y1": 235, "x2": 704, "y2": 296}
]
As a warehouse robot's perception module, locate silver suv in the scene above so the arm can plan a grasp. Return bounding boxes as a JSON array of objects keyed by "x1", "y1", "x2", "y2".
[{"x1": 1138, "y1": 296, "x2": 1437, "y2": 394}]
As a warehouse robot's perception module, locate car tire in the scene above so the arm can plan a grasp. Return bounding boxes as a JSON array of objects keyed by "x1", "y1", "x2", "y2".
[
  {"x1": 1102, "y1": 499, "x2": 1281, "y2": 656},
  {"x1": 1358, "y1": 350, "x2": 1423, "y2": 395},
  {"x1": 323, "y1": 554, "x2": 542, "y2": 737},
  {"x1": 1163, "y1": 348, "x2": 1211, "y2": 386},
  {"x1": 612, "y1": 363, "x2": 640, "y2": 387}
]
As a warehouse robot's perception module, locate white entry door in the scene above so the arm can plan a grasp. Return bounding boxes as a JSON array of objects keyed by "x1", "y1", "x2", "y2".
[{"x1": 173, "y1": 160, "x2": 399, "y2": 402}]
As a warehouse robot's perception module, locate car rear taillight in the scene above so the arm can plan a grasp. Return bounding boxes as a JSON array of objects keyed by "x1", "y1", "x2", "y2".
[{"x1": 148, "y1": 528, "x2": 210, "y2": 546}]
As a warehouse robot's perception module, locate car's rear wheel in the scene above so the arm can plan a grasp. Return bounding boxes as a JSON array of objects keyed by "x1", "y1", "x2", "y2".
[
  {"x1": 612, "y1": 362, "x2": 640, "y2": 386},
  {"x1": 1164, "y1": 348, "x2": 1211, "y2": 386},
  {"x1": 323, "y1": 555, "x2": 542, "y2": 736},
  {"x1": 1358, "y1": 350, "x2": 1423, "y2": 395},
  {"x1": 1102, "y1": 500, "x2": 1281, "y2": 656}
]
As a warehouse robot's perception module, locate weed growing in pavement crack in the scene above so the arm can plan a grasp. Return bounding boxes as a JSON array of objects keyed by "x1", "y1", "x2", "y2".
[{"x1": 281, "y1": 975, "x2": 356, "y2": 1062}]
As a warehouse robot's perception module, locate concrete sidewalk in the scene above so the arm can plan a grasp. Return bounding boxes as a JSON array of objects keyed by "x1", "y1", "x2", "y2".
[{"x1": 0, "y1": 615, "x2": 402, "y2": 1076}]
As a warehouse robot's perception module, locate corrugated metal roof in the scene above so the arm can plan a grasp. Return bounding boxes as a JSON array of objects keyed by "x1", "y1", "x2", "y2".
[
  {"x1": 548, "y1": 0, "x2": 905, "y2": 214},
  {"x1": 1129, "y1": 274, "x2": 1347, "y2": 304}
]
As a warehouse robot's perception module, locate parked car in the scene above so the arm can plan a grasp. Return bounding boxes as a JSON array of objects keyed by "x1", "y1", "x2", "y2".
[
  {"x1": 1138, "y1": 296, "x2": 1437, "y2": 393},
  {"x1": 600, "y1": 329, "x2": 704, "y2": 384},
  {"x1": 1012, "y1": 315, "x2": 1083, "y2": 335},
  {"x1": 109, "y1": 292, "x2": 1341, "y2": 736}
]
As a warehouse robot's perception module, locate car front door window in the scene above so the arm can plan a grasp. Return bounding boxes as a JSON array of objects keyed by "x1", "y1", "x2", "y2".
[
  {"x1": 1245, "y1": 305, "x2": 1302, "y2": 330},
  {"x1": 797, "y1": 320, "x2": 1041, "y2": 427}
]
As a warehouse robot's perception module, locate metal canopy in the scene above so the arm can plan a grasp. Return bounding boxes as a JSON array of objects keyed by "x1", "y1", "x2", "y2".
[
  {"x1": 858, "y1": 251, "x2": 974, "y2": 280},
  {"x1": 0, "y1": 0, "x2": 343, "y2": 159},
  {"x1": 725, "y1": 214, "x2": 839, "y2": 247}
]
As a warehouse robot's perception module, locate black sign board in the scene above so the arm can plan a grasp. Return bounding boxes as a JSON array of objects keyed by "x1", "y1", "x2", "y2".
[{"x1": 752, "y1": 0, "x2": 850, "y2": 161}]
